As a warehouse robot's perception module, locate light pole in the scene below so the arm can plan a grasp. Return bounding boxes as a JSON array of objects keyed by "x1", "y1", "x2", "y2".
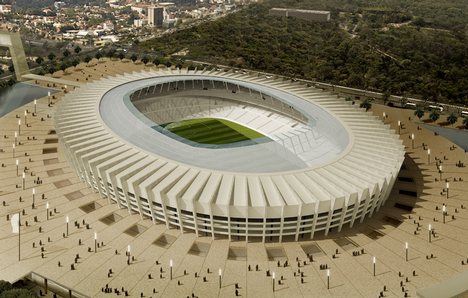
[
  {"x1": 442, "y1": 205, "x2": 446, "y2": 224},
  {"x1": 48, "y1": 91, "x2": 51, "y2": 105},
  {"x1": 398, "y1": 120, "x2": 401, "y2": 134},
  {"x1": 411, "y1": 133, "x2": 415, "y2": 149},
  {"x1": 127, "y1": 245, "x2": 131, "y2": 265},
  {"x1": 373, "y1": 256, "x2": 376, "y2": 276},
  {"x1": 46, "y1": 202, "x2": 49, "y2": 220},
  {"x1": 428, "y1": 224, "x2": 432, "y2": 243},
  {"x1": 32, "y1": 188, "x2": 35, "y2": 209},
  {"x1": 66, "y1": 215, "x2": 69, "y2": 236},
  {"x1": 427, "y1": 148, "x2": 431, "y2": 165},
  {"x1": 170, "y1": 259, "x2": 173, "y2": 280},
  {"x1": 34, "y1": 99, "x2": 37, "y2": 114},
  {"x1": 405, "y1": 242, "x2": 409, "y2": 262},
  {"x1": 94, "y1": 232, "x2": 97, "y2": 253},
  {"x1": 22, "y1": 172, "x2": 25, "y2": 190},
  {"x1": 14, "y1": 131, "x2": 17, "y2": 146},
  {"x1": 12, "y1": 143, "x2": 15, "y2": 158},
  {"x1": 382, "y1": 112, "x2": 386, "y2": 123},
  {"x1": 446, "y1": 182, "x2": 449, "y2": 199},
  {"x1": 218, "y1": 268, "x2": 222, "y2": 289},
  {"x1": 272, "y1": 272, "x2": 276, "y2": 292},
  {"x1": 16, "y1": 159, "x2": 19, "y2": 176},
  {"x1": 326, "y1": 269, "x2": 330, "y2": 290},
  {"x1": 24, "y1": 110, "x2": 27, "y2": 126},
  {"x1": 439, "y1": 165, "x2": 443, "y2": 180},
  {"x1": 18, "y1": 119, "x2": 21, "y2": 136}
]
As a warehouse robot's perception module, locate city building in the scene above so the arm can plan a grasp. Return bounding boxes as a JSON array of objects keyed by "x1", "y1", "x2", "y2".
[{"x1": 147, "y1": 6, "x2": 166, "y2": 27}]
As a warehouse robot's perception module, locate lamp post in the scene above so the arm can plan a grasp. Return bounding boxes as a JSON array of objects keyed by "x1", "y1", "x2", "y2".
[
  {"x1": 428, "y1": 224, "x2": 432, "y2": 243},
  {"x1": 12, "y1": 143, "x2": 15, "y2": 158},
  {"x1": 326, "y1": 269, "x2": 330, "y2": 290},
  {"x1": 442, "y1": 205, "x2": 446, "y2": 224},
  {"x1": 169, "y1": 259, "x2": 173, "y2": 280},
  {"x1": 34, "y1": 99, "x2": 37, "y2": 114},
  {"x1": 127, "y1": 245, "x2": 131, "y2": 265},
  {"x1": 14, "y1": 131, "x2": 17, "y2": 146},
  {"x1": 427, "y1": 149, "x2": 431, "y2": 165},
  {"x1": 411, "y1": 133, "x2": 415, "y2": 149},
  {"x1": 66, "y1": 215, "x2": 69, "y2": 236},
  {"x1": 439, "y1": 165, "x2": 443, "y2": 180},
  {"x1": 48, "y1": 91, "x2": 51, "y2": 105},
  {"x1": 32, "y1": 188, "x2": 35, "y2": 209},
  {"x1": 24, "y1": 110, "x2": 27, "y2": 126},
  {"x1": 272, "y1": 272, "x2": 276, "y2": 292},
  {"x1": 382, "y1": 112, "x2": 386, "y2": 123},
  {"x1": 16, "y1": 159, "x2": 19, "y2": 176},
  {"x1": 46, "y1": 202, "x2": 49, "y2": 220},
  {"x1": 446, "y1": 182, "x2": 449, "y2": 199},
  {"x1": 94, "y1": 232, "x2": 97, "y2": 253},
  {"x1": 398, "y1": 121, "x2": 401, "y2": 134},
  {"x1": 22, "y1": 172, "x2": 25, "y2": 190},
  {"x1": 18, "y1": 119, "x2": 21, "y2": 135},
  {"x1": 405, "y1": 242, "x2": 409, "y2": 262},
  {"x1": 373, "y1": 256, "x2": 376, "y2": 276},
  {"x1": 218, "y1": 268, "x2": 222, "y2": 288}
]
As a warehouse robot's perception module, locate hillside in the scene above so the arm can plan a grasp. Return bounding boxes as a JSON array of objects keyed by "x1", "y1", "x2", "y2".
[{"x1": 142, "y1": 0, "x2": 468, "y2": 105}]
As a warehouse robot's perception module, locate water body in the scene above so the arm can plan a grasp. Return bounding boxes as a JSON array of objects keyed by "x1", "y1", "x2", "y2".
[
  {"x1": 0, "y1": 82, "x2": 58, "y2": 117},
  {"x1": 421, "y1": 123, "x2": 468, "y2": 152}
]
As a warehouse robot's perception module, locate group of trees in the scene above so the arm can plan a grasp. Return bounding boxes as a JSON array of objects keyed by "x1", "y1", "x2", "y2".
[
  {"x1": 414, "y1": 108, "x2": 468, "y2": 128},
  {"x1": 141, "y1": 0, "x2": 467, "y2": 106},
  {"x1": 30, "y1": 45, "x2": 183, "y2": 76},
  {"x1": 0, "y1": 280, "x2": 36, "y2": 298}
]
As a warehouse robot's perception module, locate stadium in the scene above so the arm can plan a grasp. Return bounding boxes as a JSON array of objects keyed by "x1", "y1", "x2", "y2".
[{"x1": 55, "y1": 68, "x2": 405, "y2": 242}]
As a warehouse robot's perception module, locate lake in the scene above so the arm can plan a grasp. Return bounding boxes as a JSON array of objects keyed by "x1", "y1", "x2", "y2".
[{"x1": 0, "y1": 82, "x2": 58, "y2": 117}]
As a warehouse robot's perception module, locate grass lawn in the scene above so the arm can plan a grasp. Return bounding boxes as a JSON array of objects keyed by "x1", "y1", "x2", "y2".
[{"x1": 163, "y1": 118, "x2": 264, "y2": 145}]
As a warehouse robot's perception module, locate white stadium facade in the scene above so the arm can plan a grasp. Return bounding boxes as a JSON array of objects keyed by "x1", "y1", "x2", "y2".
[{"x1": 55, "y1": 68, "x2": 405, "y2": 242}]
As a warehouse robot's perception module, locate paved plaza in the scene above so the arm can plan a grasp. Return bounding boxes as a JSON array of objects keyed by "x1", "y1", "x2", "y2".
[{"x1": 0, "y1": 60, "x2": 467, "y2": 298}]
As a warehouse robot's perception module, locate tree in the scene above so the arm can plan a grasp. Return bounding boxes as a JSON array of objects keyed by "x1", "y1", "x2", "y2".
[
  {"x1": 447, "y1": 113, "x2": 458, "y2": 126},
  {"x1": 414, "y1": 108, "x2": 424, "y2": 120},
  {"x1": 118, "y1": 52, "x2": 125, "y2": 60},
  {"x1": 74, "y1": 46, "x2": 82, "y2": 54},
  {"x1": 60, "y1": 63, "x2": 68, "y2": 71},
  {"x1": 429, "y1": 110, "x2": 440, "y2": 122},
  {"x1": 359, "y1": 99, "x2": 371, "y2": 111},
  {"x1": 48, "y1": 65, "x2": 55, "y2": 74},
  {"x1": 130, "y1": 53, "x2": 138, "y2": 62},
  {"x1": 84, "y1": 56, "x2": 92, "y2": 64},
  {"x1": 463, "y1": 116, "x2": 468, "y2": 129},
  {"x1": 8, "y1": 65, "x2": 14, "y2": 73},
  {"x1": 106, "y1": 49, "x2": 115, "y2": 59},
  {"x1": 141, "y1": 56, "x2": 149, "y2": 64},
  {"x1": 71, "y1": 58, "x2": 80, "y2": 67},
  {"x1": 35, "y1": 57, "x2": 44, "y2": 65},
  {"x1": 152, "y1": 57, "x2": 160, "y2": 65},
  {"x1": 63, "y1": 49, "x2": 71, "y2": 58},
  {"x1": 47, "y1": 52, "x2": 55, "y2": 61},
  {"x1": 95, "y1": 52, "x2": 102, "y2": 60}
]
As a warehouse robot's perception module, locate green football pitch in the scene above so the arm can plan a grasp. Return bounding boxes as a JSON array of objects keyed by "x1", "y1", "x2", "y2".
[{"x1": 163, "y1": 118, "x2": 264, "y2": 145}]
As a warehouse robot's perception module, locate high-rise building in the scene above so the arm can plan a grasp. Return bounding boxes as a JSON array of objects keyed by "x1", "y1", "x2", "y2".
[{"x1": 147, "y1": 6, "x2": 165, "y2": 27}]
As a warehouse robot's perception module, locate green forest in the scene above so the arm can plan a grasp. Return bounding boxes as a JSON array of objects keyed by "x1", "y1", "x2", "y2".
[{"x1": 142, "y1": 0, "x2": 468, "y2": 105}]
